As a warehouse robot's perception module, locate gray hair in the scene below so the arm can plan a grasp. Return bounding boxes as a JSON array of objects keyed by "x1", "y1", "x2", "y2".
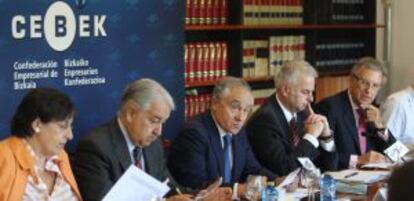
[
  {"x1": 274, "y1": 60, "x2": 318, "y2": 90},
  {"x1": 120, "y1": 78, "x2": 175, "y2": 113},
  {"x1": 212, "y1": 77, "x2": 252, "y2": 101},
  {"x1": 351, "y1": 57, "x2": 387, "y2": 78}
]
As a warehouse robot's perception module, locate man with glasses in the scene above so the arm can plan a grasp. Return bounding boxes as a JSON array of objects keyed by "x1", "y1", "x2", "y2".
[
  {"x1": 245, "y1": 60, "x2": 337, "y2": 176},
  {"x1": 317, "y1": 57, "x2": 396, "y2": 170},
  {"x1": 168, "y1": 77, "x2": 277, "y2": 196}
]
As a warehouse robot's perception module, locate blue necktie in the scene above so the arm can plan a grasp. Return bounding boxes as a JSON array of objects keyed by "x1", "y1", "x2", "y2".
[{"x1": 223, "y1": 134, "x2": 232, "y2": 184}]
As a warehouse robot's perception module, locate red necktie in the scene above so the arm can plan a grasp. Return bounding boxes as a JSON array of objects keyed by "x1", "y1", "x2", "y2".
[
  {"x1": 356, "y1": 108, "x2": 367, "y2": 154},
  {"x1": 133, "y1": 147, "x2": 143, "y2": 169},
  {"x1": 290, "y1": 117, "x2": 300, "y2": 147}
]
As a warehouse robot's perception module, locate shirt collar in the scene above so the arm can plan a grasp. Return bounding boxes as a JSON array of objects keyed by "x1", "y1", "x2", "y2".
[
  {"x1": 347, "y1": 89, "x2": 360, "y2": 111},
  {"x1": 211, "y1": 112, "x2": 230, "y2": 139},
  {"x1": 117, "y1": 117, "x2": 136, "y2": 157},
  {"x1": 276, "y1": 93, "x2": 296, "y2": 122}
]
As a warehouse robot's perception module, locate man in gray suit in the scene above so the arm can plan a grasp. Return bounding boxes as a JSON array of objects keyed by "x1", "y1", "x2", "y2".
[{"x1": 71, "y1": 79, "x2": 199, "y2": 201}]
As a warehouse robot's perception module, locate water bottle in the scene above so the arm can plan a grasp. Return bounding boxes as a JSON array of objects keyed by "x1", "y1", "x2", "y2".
[
  {"x1": 261, "y1": 181, "x2": 278, "y2": 201},
  {"x1": 319, "y1": 174, "x2": 336, "y2": 201}
]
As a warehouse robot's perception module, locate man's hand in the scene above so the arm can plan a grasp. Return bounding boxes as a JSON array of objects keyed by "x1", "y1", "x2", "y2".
[
  {"x1": 166, "y1": 194, "x2": 193, "y2": 201},
  {"x1": 358, "y1": 150, "x2": 387, "y2": 165},
  {"x1": 365, "y1": 105, "x2": 385, "y2": 129},
  {"x1": 305, "y1": 115, "x2": 324, "y2": 138}
]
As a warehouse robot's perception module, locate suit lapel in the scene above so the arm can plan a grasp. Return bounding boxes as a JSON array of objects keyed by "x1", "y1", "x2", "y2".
[
  {"x1": 341, "y1": 92, "x2": 361, "y2": 154},
  {"x1": 142, "y1": 140, "x2": 158, "y2": 175},
  {"x1": 205, "y1": 113, "x2": 225, "y2": 177},
  {"x1": 271, "y1": 96, "x2": 292, "y2": 145},
  {"x1": 110, "y1": 119, "x2": 133, "y2": 171}
]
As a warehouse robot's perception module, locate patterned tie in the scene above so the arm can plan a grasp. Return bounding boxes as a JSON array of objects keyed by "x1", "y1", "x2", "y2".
[
  {"x1": 223, "y1": 134, "x2": 232, "y2": 184},
  {"x1": 133, "y1": 147, "x2": 143, "y2": 169},
  {"x1": 290, "y1": 117, "x2": 300, "y2": 147},
  {"x1": 356, "y1": 108, "x2": 367, "y2": 154}
]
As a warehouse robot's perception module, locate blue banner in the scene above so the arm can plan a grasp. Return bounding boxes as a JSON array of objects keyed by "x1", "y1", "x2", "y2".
[{"x1": 0, "y1": 0, "x2": 184, "y2": 150}]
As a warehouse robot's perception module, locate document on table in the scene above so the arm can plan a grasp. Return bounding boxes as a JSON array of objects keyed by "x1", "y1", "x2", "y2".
[
  {"x1": 102, "y1": 165, "x2": 170, "y2": 201},
  {"x1": 361, "y1": 162, "x2": 394, "y2": 169},
  {"x1": 277, "y1": 168, "x2": 300, "y2": 188},
  {"x1": 326, "y1": 169, "x2": 390, "y2": 184}
]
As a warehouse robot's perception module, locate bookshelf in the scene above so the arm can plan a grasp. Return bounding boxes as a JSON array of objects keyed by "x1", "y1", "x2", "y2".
[{"x1": 184, "y1": 0, "x2": 383, "y2": 119}]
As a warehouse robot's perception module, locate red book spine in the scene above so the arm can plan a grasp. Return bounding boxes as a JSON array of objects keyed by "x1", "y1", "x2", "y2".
[
  {"x1": 185, "y1": 0, "x2": 191, "y2": 25},
  {"x1": 214, "y1": 42, "x2": 222, "y2": 80},
  {"x1": 195, "y1": 43, "x2": 203, "y2": 81},
  {"x1": 199, "y1": 0, "x2": 206, "y2": 25},
  {"x1": 188, "y1": 43, "x2": 196, "y2": 83},
  {"x1": 191, "y1": 0, "x2": 200, "y2": 24},
  {"x1": 221, "y1": 42, "x2": 228, "y2": 77},
  {"x1": 212, "y1": 0, "x2": 220, "y2": 24},
  {"x1": 184, "y1": 44, "x2": 189, "y2": 84},
  {"x1": 206, "y1": 0, "x2": 213, "y2": 24},
  {"x1": 220, "y1": 0, "x2": 227, "y2": 24},
  {"x1": 208, "y1": 43, "x2": 216, "y2": 81},
  {"x1": 202, "y1": 42, "x2": 210, "y2": 81}
]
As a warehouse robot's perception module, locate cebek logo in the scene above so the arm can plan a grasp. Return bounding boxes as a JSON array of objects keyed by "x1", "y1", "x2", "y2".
[{"x1": 11, "y1": 1, "x2": 107, "y2": 51}]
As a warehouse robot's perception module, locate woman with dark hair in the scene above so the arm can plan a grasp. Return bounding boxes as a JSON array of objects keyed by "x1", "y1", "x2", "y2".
[{"x1": 0, "y1": 88, "x2": 82, "y2": 201}]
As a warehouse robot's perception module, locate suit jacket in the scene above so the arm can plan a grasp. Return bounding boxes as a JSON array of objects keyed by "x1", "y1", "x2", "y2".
[
  {"x1": 316, "y1": 90, "x2": 396, "y2": 169},
  {"x1": 245, "y1": 94, "x2": 338, "y2": 176},
  {"x1": 71, "y1": 118, "x2": 177, "y2": 201},
  {"x1": 167, "y1": 112, "x2": 276, "y2": 190},
  {"x1": 0, "y1": 136, "x2": 82, "y2": 201}
]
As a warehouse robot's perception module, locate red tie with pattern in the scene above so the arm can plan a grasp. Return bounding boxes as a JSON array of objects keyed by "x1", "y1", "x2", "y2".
[
  {"x1": 133, "y1": 147, "x2": 143, "y2": 169},
  {"x1": 290, "y1": 117, "x2": 300, "y2": 147},
  {"x1": 356, "y1": 108, "x2": 367, "y2": 154}
]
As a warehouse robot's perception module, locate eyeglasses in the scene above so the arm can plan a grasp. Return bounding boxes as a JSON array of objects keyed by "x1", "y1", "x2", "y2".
[{"x1": 352, "y1": 74, "x2": 382, "y2": 91}]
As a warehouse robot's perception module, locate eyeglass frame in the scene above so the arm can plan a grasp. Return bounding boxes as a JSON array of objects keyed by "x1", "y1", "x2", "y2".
[{"x1": 351, "y1": 74, "x2": 383, "y2": 91}]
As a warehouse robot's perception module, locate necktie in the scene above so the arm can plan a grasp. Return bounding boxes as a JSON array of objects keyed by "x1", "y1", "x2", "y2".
[
  {"x1": 223, "y1": 134, "x2": 232, "y2": 184},
  {"x1": 290, "y1": 117, "x2": 300, "y2": 147},
  {"x1": 133, "y1": 147, "x2": 143, "y2": 169},
  {"x1": 356, "y1": 108, "x2": 367, "y2": 154}
]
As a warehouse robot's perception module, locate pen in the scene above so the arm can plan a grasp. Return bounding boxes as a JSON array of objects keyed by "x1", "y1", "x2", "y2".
[
  {"x1": 344, "y1": 172, "x2": 358, "y2": 179},
  {"x1": 176, "y1": 187, "x2": 183, "y2": 195}
]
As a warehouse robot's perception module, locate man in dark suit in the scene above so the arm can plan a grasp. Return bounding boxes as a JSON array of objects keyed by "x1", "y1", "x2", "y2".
[
  {"x1": 246, "y1": 60, "x2": 337, "y2": 176},
  {"x1": 71, "y1": 79, "x2": 228, "y2": 201},
  {"x1": 317, "y1": 57, "x2": 395, "y2": 170},
  {"x1": 168, "y1": 77, "x2": 278, "y2": 194}
]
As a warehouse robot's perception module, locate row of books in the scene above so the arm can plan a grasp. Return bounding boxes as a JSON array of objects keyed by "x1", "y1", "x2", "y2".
[
  {"x1": 243, "y1": 0, "x2": 303, "y2": 25},
  {"x1": 185, "y1": 0, "x2": 227, "y2": 25},
  {"x1": 185, "y1": 88, "x2": 275, "y2": 119},
  {"x1": 242, "y1": 35, "x2": 305, "y2": 78},
  {"x1": 185, "y1": 94, "x2": 211, "y2": 120},
  {"x1": 305, "y1": 0, "x2": 369, "y2": 24},
  {"x1": 314, "y1": 40, "x2": 366, "y2": 71},
  {"x1": 185, "y1": 42, "x2": 228, "y2": 84}
]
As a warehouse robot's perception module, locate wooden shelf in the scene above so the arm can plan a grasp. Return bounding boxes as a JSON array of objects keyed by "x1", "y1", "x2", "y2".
[{"x1": 185, "y1": 24, "x2": 385, "y2": 31}]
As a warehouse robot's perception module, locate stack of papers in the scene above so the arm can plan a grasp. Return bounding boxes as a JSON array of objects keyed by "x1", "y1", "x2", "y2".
[
  {"x1": 326, "y1": 169, "x2": 390, "y2": 184},
  {"x1": 102, "y1": 165, "x2": 170, "y2": 201}
]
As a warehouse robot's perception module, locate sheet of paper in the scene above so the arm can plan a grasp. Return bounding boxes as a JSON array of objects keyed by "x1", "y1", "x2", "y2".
[
  {"x1": 102, "y1": 165, "x2": 170, "y2": 201},
  {"x1": 361, "y1": 162, "x2": 393, "y2": 169},
  {"x1": 326, "y1": 169, "x2": 390, "y2": 184},
  {"x1": 277, "y1": 168, "x2": 300, "y2": 188},
  {"x1": 283, "y1": 187, "x2": 315, "y2": 201},
  {"x1": 297, "y1": 157, "x2": 316, "y2": 171},
  {"x1": 384, "y1": 140, "x2": 409, "y2": 162}
]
